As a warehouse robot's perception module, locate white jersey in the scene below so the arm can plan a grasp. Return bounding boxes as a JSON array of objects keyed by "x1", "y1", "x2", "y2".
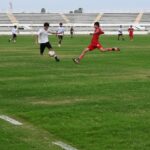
[
  {"x1": 118, "y1": 27, "x2": 123, "y2": 34},
  {"x1": 12, "y1": 28, "x2": 18, "y2": 35},
  {"x1": 37, "y1": 28, "x2": 49, "y2": 44},
  {"x1": 57, "y1": 27, "x2": 65, "y2": 36}
]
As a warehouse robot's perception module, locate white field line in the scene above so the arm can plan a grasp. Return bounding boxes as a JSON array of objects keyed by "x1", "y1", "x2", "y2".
[
  {"x1": 0, "y1": 115, "x2": 22, "y2": 126},
  {"x1": 53, "y1": 141, "x2": 78, "y2": 150}
]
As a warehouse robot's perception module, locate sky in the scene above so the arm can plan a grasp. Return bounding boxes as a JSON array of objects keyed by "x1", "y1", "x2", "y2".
[{"x1": 0, "y1": 0, "x2": 150, "y2": 13}]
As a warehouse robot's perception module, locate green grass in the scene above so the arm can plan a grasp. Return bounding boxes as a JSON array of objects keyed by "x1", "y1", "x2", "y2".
[{"x1": 0, "y1": 34, "x2": 150, "y2": 150}]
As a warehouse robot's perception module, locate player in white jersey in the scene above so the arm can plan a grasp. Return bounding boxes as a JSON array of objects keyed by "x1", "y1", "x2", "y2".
[
  {"x1": 37, "y1": 22, "x2": 60, "y2": 62},
  {"x1": 9, "y1": 25, "x2": 19, "y2": 43},
  {"x1": 57, "y1": 23, "x2": 65, "y2": 47},
  {"x1": 118, "y1": 25, "x2": 125, "y2": 40}
]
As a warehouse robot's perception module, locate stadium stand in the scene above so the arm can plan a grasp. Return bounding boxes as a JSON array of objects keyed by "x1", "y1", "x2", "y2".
[
  {"x1": 0, "y1": 12, "x2": 149, "y2": 35},
  {"x1": 141, "y1": 13, "x2": 150, "y2": 23},
  {"x1": 13, "y1": 13, "x2": 65, "y2": 24},
  {"x1": 0, "y1": 13, "x2": 11, "y2": 24},
  {"x1": 140, "y1": 13, "x2": 150, "y2": 30},
  {"x1": 100, "y1": 13, "x2": 138, "y2": 24},
  {"x1": 64, "y1": 13, "x2": 99, "y2": 23}
]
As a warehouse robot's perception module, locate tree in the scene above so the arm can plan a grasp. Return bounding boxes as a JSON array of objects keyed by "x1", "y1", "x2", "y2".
[
  {"x1": 78, "y1": 8, "x2": 83, "y2": 13},
  {"x1": 41, "y1": 8, "x2": 46, "y2": 13},
  {"x1": 74, "y1": 8, "x2": 83, "y2": 13},
  {"x1": 69, "y1": 11, "x2": 74, "y2": 14}
]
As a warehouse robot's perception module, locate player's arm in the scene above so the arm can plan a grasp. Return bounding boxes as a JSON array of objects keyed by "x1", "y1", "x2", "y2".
[
  {"x1": 48, "y1": 30, "x2": 57, "y2": 35},
  {"x1": 35, "y1": 34, "x2": 39, "y2": 44},
  {"x1": 49, "y1": 31, "x2": 57, "y2": 34},
  {"x1": 35, "y1": 30, "x2": 41, "y2": 44},
  {"x1": 58, "y1": 31, "x2": 64, "y2": 34},
  {"x1": 17, "y1": 27, "x2": 19, "y2": 33},
  {"x1": 90, "y1": 28, "x2": 104, "y2": 35},
  {"x1": 99, "y1": 28, "x2": 104, "y2": 34}
]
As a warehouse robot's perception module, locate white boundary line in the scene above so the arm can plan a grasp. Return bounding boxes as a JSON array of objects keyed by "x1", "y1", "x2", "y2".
[
  {"x1": 0, "y1": 115, "x2": 22, "y2": 126},
  {"x1": 53, "y1": 141, "x2": 78, "y2": 150},
  {"x1": 0, "y1": 115, "x2": 77, "y2": 149}
]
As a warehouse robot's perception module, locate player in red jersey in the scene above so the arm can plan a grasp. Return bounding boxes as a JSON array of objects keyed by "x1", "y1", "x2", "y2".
[
  {"x1": 73, "y1": 22, "x2": 120, "y2": 64},
  {"x1": 128, "y1": 25, "x2": 134, "y2": 41}
]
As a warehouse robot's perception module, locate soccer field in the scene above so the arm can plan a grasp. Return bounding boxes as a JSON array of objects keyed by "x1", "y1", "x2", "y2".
[{"x1": 0, "y1": 35, "x2": 150, "y2": 150}]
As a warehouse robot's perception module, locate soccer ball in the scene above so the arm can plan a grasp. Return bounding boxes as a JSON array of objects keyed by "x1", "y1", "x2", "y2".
[{"x1": 48, "y1": 51, "x2": 55, "y2": 57}]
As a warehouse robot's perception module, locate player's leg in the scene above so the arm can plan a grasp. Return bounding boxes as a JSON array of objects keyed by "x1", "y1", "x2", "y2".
[
  {"x1": 131, "y1": 35, "x2": 134, "y2": 41},
  {"x1": 129, "y1": 34, "x2": 133, "y2": 41},
  {"x1": 9, "y1": 34, "x2": 13, "y2": 42},
  {"x1": 12, "y1": 34, "x2": 15, "y2": 42},
  {"x1": 71, "y1": 32, "x2": 73, "y2": 38},
  {"x1": 79, "y1": 48, "x2": 90, "y2": 60},
  {"x1": 8, "y1": 37, "x2": 12, "y2": 42},
  {"x1": 118, "y1": 34, "x2": 120, "y2": 40},
  {"x1": 46, "y1": 42, "x2": 60, "y2": 62},
  {"x1": 130, "y1": 35, "x2": 132, "y2": 40},
  {"x1": 129, "y1": 35, "x2": 131, "y2": 40},
  {"x1": 40, "y1": 43, "x2": 46, "y2": 55},
  {"x1": 13, "y1": 34, "x2": 17, "y2": 43},
  {"x1": 49, "y1": 48, "x2": 60, "y2": 62},
  {"x1": 121, "y1": 34, "x2": 125, "y2": 40},
  {"x1": 58, "y1": 36, "x2": 63, "y2": 47},
  {"x1": 59, "y1": 36, "x2": 61, "y2": 44},
  {"x1": 58, "y1": 36, "x2": 60, "y2": 47},
  {"x1": 73, "y1": 47, "x2": 90, "y2": 64},
  {"x1": 99, "y1": 47, "x2": 120, "y2": 52},
  {"x1": 95, "y1": 43, "x2": 119, "y2": 52}
]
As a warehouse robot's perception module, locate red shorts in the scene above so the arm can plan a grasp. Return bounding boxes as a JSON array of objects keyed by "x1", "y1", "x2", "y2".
[
  {"x1": 88, "y1": 43, "x2": 103, "y2": 51},
  {"x1": 129, "y1": 34, "x2": 133, "y2": 37}
]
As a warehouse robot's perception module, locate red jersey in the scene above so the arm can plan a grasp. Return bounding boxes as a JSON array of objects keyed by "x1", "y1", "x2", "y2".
[
  {"x1": 128, "y1": 27, "x2": 134, "y2": 35},
  {"x1": 91, "y1": 27, "x2": 104, "y2": 44}
]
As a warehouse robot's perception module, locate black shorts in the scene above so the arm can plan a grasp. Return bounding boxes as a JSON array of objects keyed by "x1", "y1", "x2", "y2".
[
  {"x1": 58, "y1": 35, "x2": 63, "y2": 40},
  {"x1": 40, "y1": 42, "x2": 52, "y2": 55},
  {"x1": 13, "y1": 34, "x2": 17, "y2": 38}
]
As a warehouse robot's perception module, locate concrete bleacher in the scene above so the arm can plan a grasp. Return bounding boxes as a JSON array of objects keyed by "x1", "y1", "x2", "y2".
[
  {"x1": 13, "y1": 13, "x2": 65, "y2": 24},
  {"x1": 138, "y1": 13, "x2": 150, "y2": 30},
  {"x1": 100, "y1": 13, "x2": 138, "y2": 24},
  {"x1": 0, "y1": 12, "x2": 150, "y2": 35},
  {"x1": 141, "y1": 13, "x2": 150, "y2": 23},
  {"x1": 0, "y1": 13, "x2": 11, "y2": 24},
  {"x1": 65, "y1": 13, "x2": 99, "y2": 23}
]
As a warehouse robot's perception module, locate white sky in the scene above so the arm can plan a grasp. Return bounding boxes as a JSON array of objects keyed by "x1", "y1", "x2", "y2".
[{"x1": 0, "y1": 0, "x2": 150, "y2": 12}]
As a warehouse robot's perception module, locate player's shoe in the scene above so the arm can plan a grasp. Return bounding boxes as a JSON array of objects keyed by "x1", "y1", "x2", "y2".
[
  {"x1": 55, "y1": 56, "x2": 60, "y2": 62},
  {"x1": 112, "y1": 47, "x2": 120, "y2": 51},
  {"x1": 73, "y1": 58, "x2": 80, "y2": 64},
  {"x1": 116, "y1": 47, "x2": 120, "y2": 51},
  {"x1": 58, "y1": 44, "x2": 61, "y2": 47}
]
